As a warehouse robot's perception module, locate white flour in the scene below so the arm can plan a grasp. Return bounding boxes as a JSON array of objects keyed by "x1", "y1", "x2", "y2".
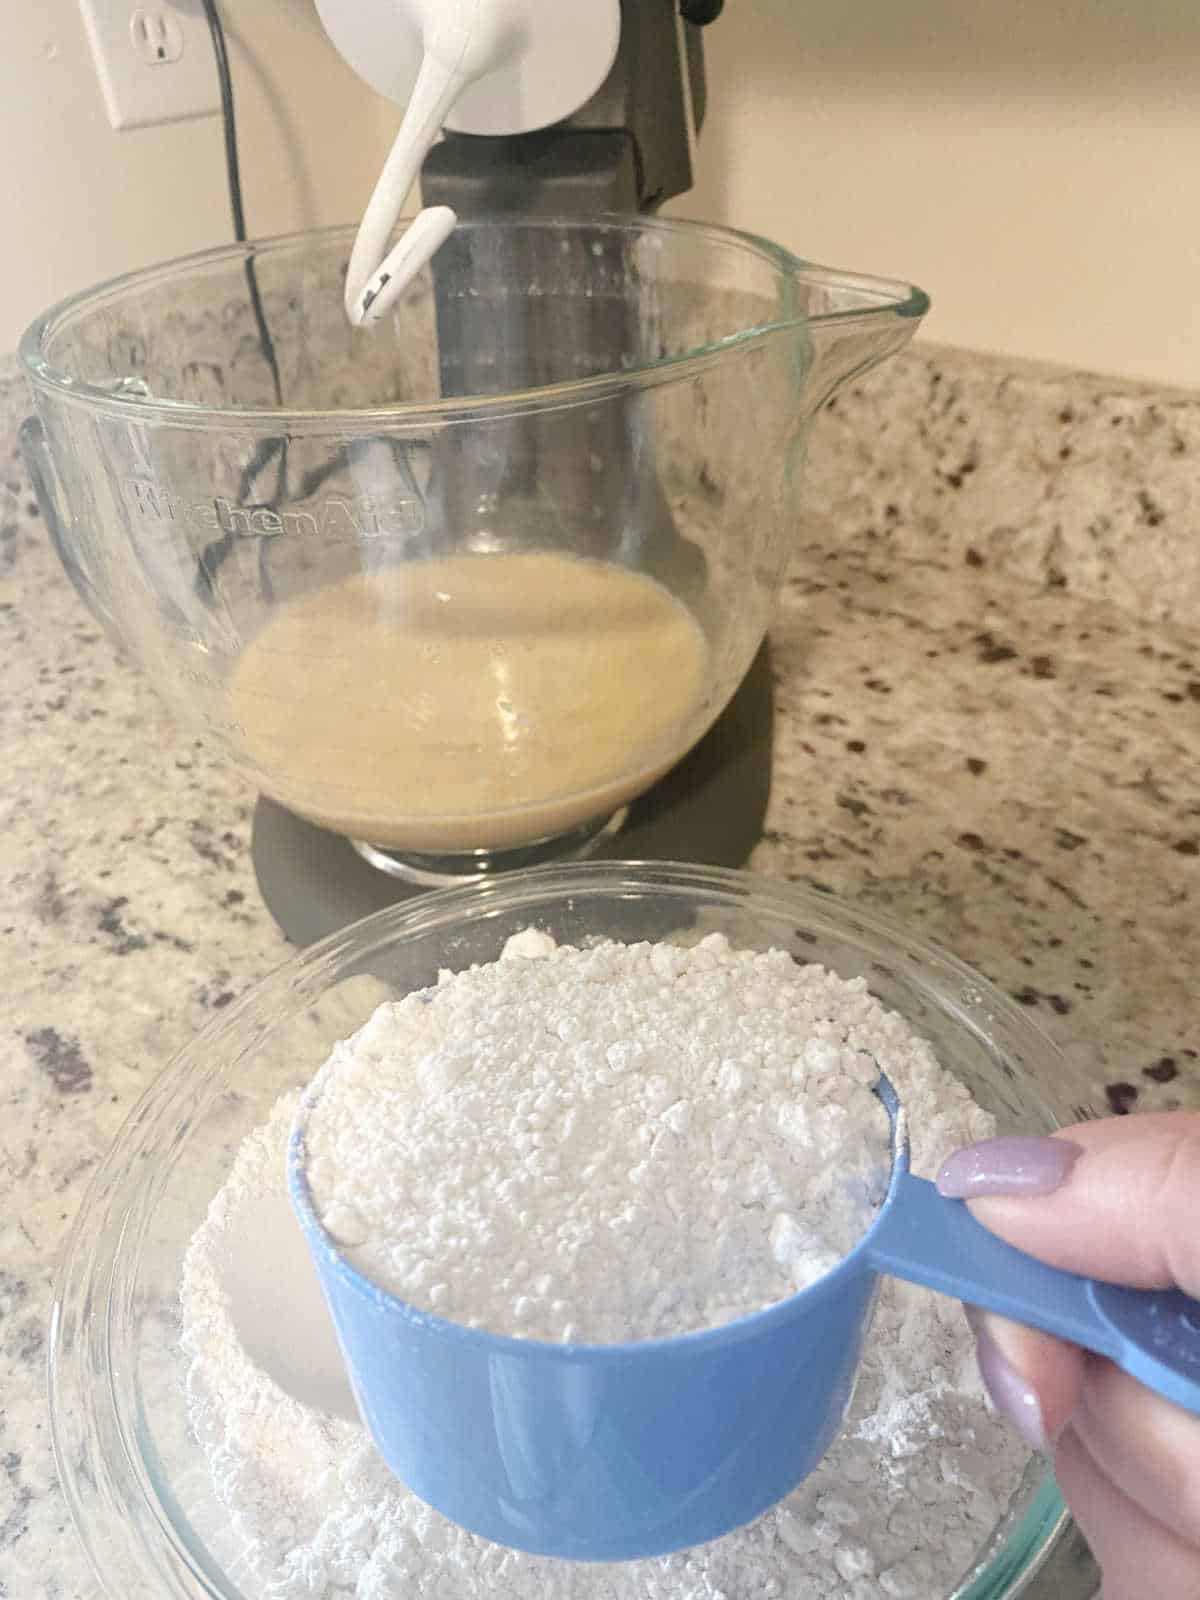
[
  {"x1": 181, "y1": 934, "x2": 1029, "y2": 1599},
  {"x1": 302, "y1": 932, "x2": 892, "y2": 1340}
]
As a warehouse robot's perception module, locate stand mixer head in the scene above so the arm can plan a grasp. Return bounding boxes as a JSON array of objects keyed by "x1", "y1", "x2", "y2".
[
  {"x1": 317, "y1": 0, "x2": 713, "y2": 326},
  {"x1": 316, "y1": 0, "x2": 623, "y2": 321}
]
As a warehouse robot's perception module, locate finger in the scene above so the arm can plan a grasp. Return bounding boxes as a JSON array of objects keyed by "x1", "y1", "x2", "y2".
[
  {"x1": 947, "y1": 1113, "x2": 1200, "y2": 1294},
  {"x1": 1054, "y1": 1424, "x2": 1200, "y2": 1600},
  {"x1": 968, "y1": 1309, "x2": 1083, "y2": 1447},
  {"x1": 1069, "y1": 1353, "x2": 1200, "y2": 1547}
]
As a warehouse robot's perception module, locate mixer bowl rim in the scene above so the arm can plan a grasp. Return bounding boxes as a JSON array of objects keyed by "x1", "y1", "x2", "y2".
[{"x1": 19, "y1": 214, "x2": 930, "y2": 430}]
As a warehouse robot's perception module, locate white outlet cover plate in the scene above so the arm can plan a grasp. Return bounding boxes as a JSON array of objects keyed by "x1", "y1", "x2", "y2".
[{"x1": 79, "y1": 0, "x2": 221, "y2": 131}]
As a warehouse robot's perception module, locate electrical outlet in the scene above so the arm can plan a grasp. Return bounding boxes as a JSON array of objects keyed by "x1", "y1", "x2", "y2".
[{"x1": 79, "y1": 0, "x2": 221, "y2": 131}]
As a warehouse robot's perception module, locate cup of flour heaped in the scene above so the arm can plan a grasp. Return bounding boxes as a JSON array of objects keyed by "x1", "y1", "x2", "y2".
[
  {"x1": 286, "y1": 928, "x2": 912, "y2": 1560},
  {"x1": 286, "y1": 916, "x2": 1200, "y2": 1565}
]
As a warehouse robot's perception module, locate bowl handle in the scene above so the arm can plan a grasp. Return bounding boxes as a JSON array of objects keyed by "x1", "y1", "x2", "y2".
[{"x1": 20, "y1": 413, "x2": 123, "y2": 650}]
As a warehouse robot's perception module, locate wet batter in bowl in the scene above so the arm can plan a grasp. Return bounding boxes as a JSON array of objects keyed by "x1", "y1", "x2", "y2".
[{"x1": 230, "y1": 552, "x2": 709, "y2": 850}]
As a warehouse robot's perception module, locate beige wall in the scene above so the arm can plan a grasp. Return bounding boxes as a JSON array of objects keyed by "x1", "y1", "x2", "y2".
[
  {"x1": 0, "y1": 0, "x2": 396, "y2": 352},
  {"x1": 670, "y1": 0, "x2": 1200, "y2": 386},
  {"x1": 5, "y1": 1, "x2": 1200, "y2": 386}
]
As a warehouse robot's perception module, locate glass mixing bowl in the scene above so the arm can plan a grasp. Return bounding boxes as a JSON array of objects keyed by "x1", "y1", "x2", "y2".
[
  {"x1": 21, "y1": 218, "x2": 926, "y2": 883},
  {"x1": 50, "y1": 863, "x2": 1100, "y2": 1600}
]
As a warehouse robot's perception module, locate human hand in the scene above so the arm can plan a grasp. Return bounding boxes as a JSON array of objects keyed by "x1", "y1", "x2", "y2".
[{"x1": 936, "y1": 1112, "x2": 1200, "y2": 1600}]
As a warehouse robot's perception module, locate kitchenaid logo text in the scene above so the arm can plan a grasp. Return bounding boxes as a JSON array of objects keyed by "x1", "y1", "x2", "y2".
[{"x1": 119, "y1": 476, "x2": 424, "y2": 540}]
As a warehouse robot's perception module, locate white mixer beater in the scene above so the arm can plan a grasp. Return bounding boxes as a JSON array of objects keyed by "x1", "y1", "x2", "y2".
[{"x1": 316, "y1": 0, "x2": 623, "y2": 323}]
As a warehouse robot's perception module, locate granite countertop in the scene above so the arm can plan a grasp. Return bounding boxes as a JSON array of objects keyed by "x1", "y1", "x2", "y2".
[{"x1": 1, "y1": 341, "x2": 1197, "y2": 1597}]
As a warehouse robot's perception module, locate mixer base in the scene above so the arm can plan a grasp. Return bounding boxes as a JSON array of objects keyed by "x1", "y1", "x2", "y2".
[{"x1": 251, "y1": 642, "x2": 774, "y2": 945}]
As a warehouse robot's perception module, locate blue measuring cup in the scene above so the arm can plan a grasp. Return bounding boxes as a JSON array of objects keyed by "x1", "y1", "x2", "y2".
[{"x1": 287, "y1": 1075, "x2": 1200, "y2": 1562}]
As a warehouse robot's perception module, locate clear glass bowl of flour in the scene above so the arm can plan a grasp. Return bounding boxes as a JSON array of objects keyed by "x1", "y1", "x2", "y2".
[{"x1": 50, "y1": 863, "x2": 1101, "y2": 1600}]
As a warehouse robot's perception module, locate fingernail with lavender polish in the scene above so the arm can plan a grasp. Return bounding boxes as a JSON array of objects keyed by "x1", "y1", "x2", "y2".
[
  {"x1": 974, "y1": 1324, "x2": 1048, "y2": 1451},
  {"x1": 936, "y1": 1136, "x2": 1081, "y2": 1199}
]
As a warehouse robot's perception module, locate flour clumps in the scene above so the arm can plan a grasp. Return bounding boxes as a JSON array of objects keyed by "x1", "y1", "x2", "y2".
[
  {"x1": 301, "y1": 932, "x2": 892, "y2": 1341},
  {"x1": 182, "y1": 930, "x2": 1027, "y2": 1599}
]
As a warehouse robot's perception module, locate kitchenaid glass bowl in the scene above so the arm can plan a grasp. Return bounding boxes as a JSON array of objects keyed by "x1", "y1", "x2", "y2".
[
  {"x1": 50, "y1": 863, "x2": 1099, "y2": 1600},
  {"x1": 20, "y1": 218, "x2": 926, "y2": 883}
]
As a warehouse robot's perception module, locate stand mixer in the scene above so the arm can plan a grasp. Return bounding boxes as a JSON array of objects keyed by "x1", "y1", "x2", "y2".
[
  {"x1": 21, "y1": 0, "x2": 929, "y2": 944},
  {"x1": 258, "y1": 0, "x2": 772, "y2": 942}
]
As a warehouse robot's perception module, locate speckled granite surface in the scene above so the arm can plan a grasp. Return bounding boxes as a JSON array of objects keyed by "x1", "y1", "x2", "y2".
[
  {"x1": 806, "y1": 347, "x2": 1200, "y2": 624},
  {"x1": 1, "y1": 341, "x2": 1197, "y2": 1596}
]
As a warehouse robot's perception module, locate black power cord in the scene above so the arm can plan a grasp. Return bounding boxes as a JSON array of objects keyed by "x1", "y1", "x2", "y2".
[
  {"x1": 195, "y1": 0, "x2": 429, "y2": 571},
  {"x1": 198, "y1": 0, "x2": 288, "y2": 513},
  {"x1": 200, "y1": 0, "x2": 248, "y2": 243}
]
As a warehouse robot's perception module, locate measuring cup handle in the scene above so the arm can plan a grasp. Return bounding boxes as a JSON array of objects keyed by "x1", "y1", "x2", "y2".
[{"x1": 866, "y1": 1171, "x2": 1200, "y2": 1418}]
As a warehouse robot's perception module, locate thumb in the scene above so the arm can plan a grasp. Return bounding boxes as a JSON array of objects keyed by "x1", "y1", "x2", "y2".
[
  {"x1": 937, "y1": 1112, "x2": 1200, "y2": 1447},
  {"x1": 936, "y1": 1111, "x2": 1200, "y2": 1297}
]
